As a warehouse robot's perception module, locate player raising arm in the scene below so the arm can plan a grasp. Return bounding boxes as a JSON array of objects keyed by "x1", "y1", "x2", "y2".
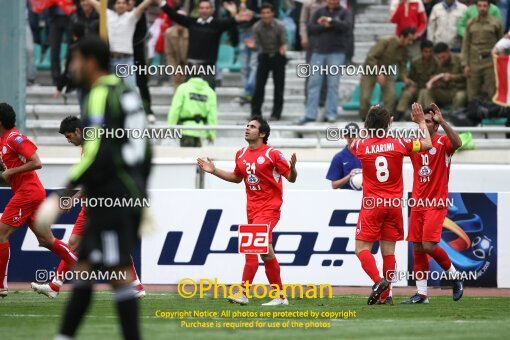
[
  {"x1": 350, "y1": 103, "x2": 431, "y2": 305},
  {"x1": 197, "y1": 116, "x2": 297, "y2": 306},
  {"x1": 403, "y1": 103, "x2": 463, "y2": 304}
]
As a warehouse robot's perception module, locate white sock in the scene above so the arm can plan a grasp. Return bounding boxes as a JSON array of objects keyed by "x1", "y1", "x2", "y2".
[
  {"x1": 416, "y1": 280, "x2": 428, "y2": 296},
  {"x1": 52, "y1": 279, "x2": 63, "y2": 288},
  {"x1": 446, "y1": 264, "x2": 458, "y2": 280}
]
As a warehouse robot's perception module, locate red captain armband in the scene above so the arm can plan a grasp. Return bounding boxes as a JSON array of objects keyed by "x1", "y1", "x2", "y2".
[{"x1": 412, "y1": 140, "x2": 422, "y2": 153}]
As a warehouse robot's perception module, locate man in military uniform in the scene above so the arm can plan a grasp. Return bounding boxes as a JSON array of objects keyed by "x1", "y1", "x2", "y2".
[
  {"x1": 461, "y1": 0, "x2": 503, "y2": 103},
  {"x1": 419, "y1": 42, "x2": 467, "y2": 111},
  {"x1": 359, "y1": 26, "x2": 416, "y2": 120},
  {"x1": 395, "y1": 40, "x2": 438, "y2": 120}
]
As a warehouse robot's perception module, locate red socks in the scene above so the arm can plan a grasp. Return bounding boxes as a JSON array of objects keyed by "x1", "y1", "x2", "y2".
[
  {"x1": 241, "y1": 254, "x2": 259, "y2": 287},
  {"x1": 413, "y1": 250, "x2": 429, "y2": 280},
  {"x1": 429, "y1": 246, "x2": 452, "y2": 271},
  {"x1": 414, "y1": 250, "x2": 430, "y2": 297},
  {"x1": 264, "y1": 257, "x2": 283, "y2": 297},
  {"x1": 0, "y1": 242, "x2": 10, "y2": 290},
  {"x1": 129, "y1": 256, "x2": 144, "y2": 291},
  {"x1": 380, "y1": 254, "x2": 395, "y2": 301},
  {"x1": 50, "y1": 239, "x2": 78, "y2": 265},
  {"x1": 49, "y1": 260, "x2": 70, "y2": 292},
  {"x1": 357, "y1": 249, "x2": 382, "y2": 284},
  {"x1": 242, "y1": 256, "x2": 283, "y2": 298}
]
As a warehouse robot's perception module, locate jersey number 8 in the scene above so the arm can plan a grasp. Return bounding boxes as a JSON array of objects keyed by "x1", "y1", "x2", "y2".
[{"x1": 375, "y1": 156, "x2": 389, "y2": 182}]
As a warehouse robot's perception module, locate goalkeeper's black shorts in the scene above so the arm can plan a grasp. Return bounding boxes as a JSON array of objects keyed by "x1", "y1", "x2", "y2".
[{"x1": 78, "y1": 205, "x2": 141, "y2": 269}]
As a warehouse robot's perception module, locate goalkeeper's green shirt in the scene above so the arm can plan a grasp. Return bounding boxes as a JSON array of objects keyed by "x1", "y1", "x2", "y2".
[{"x1": 69, "y1": 74, "x2": 151, "y2": 201}]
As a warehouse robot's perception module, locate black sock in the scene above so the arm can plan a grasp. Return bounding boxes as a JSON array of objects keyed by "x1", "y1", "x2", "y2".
[
  {"x1": 114, "y1": 284, "x2": 140, "y2": 340},
  {"x1": 59, "y1": 281, "x2": 93, "y2": 337}
]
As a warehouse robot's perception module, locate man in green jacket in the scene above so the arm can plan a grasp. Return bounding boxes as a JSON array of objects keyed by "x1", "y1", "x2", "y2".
[
  {"x1": 457, "y1": 0, "x2": 502, "y2": 38},
  {"x1": 168, "y1": 76, "x2": 217, "y2": 147}
]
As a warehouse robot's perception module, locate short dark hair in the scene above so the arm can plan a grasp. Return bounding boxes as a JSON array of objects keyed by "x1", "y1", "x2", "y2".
[
  {"x1": 477, "y1": 0, "x2": 490, "y2": 4},
  {"x1": 260, "y1": 2, "x2": 274, "y2": 11},
  {"x1": 199, "y1": 0, "x2": 212, "y2": 5},
  {"x1": 423, "y1": 106, "x2": 439, "y2": 127},
  {"x1": 250, "y1": 116, "x2": 270, "y2": 144},
  {"x1": 433, "y1": 42, "x2": 450, "y2": 54},
  {"x1": 70, "y1": 21, "x2": 85, "y2": 40},
  {"x1": 59, "y1": 116, "x2": 82, "y2": 134},
  {"x1": 421, "y1": 39, "x2": 434, "y2": 50},
  {"x1": 0, "y1": 103, "x2": 16, "y2": 130},
  {"x1": 400, "y1": 26, "x2": 416, "y2": 38},
  {"x1": 365, "y1": 106, "x2": 391, "y2": 130},
  {"x1": 74, "y1": 36, "x2": 110, "y2": 72}
]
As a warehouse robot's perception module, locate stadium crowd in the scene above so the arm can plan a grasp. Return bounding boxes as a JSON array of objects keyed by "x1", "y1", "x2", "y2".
[{"x1": 26, "y1": 0, "x2": 510, "y2": 145}]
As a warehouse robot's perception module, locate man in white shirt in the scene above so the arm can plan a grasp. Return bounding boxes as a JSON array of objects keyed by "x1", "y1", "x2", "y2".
[
  {"x1": 427, "y1": 0, "x2": 467, "y2": 52},
  {"x1": 87, "y1": 0, "x2": 159, "y2": 88}
]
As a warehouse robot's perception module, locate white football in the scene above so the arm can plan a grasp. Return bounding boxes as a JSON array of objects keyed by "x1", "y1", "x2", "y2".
[{"x1": 349, "y1": 172, "x2": 363, "y2": 191}]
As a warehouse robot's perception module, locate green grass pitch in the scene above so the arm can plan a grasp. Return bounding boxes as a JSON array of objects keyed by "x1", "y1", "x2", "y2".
[{"x1": 1, "y1": 291, "x2": 509, "y2": 339}]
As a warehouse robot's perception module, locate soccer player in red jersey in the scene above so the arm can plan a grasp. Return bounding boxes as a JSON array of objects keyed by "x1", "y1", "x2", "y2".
[
  {"x1": 30, "y1": 116, "x2": 145, "y2": 299},
  {"x1": 0, "y1": 103, "x2": 77, "y2": 298},
  {"x1": 350, "y1": 103, "x2": 432, "y2": 305},
  {"x1": 197, "y1": 116, "x2": 297, "y2": 306},
  {"x1": 402, "y1": 103, "x2": 463, "y2": 304}
]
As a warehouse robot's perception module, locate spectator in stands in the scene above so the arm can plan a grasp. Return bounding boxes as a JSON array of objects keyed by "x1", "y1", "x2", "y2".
[
  {"x1": 55, "y1": 22, "x2": 86, "y2": 116},
  {"x1": 161, "y1": 0, "x2": 254, "y2": 89},
  {"x1": 165, "y1": 10, "x2": 189, "y2": 87},
  {"x1": 461, "y1": 0, "x2": 503, "y2": 103},
  {"x1": 237, "y1": 0, "x2": 281, "y2": 106},
  {"x1": 325, "y1": 122, "x2": 361, "y2": 190},
  {"x1": 250, "y1": 3, "x2": 287, "y2": 120},
  {"x1": 167, "y1": 73, "x2": 218, "y2": 147},
  {"x1": 298, "y1": 0, "x2": 353, "y2": 124},
  {"x1": 128, "y1": 0, "x2": 155, "y2": 123},
  {"x1": 390, "y1": 0, "x2": 427, "y2": 58},
  {"x1": 395, "y1": 40, "x2": 438, "y2": 120},
  {"x1": 26, "y1": 14, "x2": 37, "y2": 86},
  {"x1": 419, "y1": 42, "x2": 466, "y2": 110},
  {"x1": 457, "y1": 0, "x2": 502, "y2": 37},
  {"x1": 300, "y1": 0, "x2": 328, "y2": 106},
  {"x1": 71, "y1": 0, "x2": 99, "y2": 36},
  {"x1": 358, "y1": 27, "x2": 416, "y2": 120},
  {"x1": 493, "y1": 30, "x2": 510, "y2": 55},
  {"x1": 427, "y1": 0, "x2": 467, "y2": 52},
  {"x1": 48, "y1": 0, "x2": 76, "y2": 86},
  {"x1": 87, "y1": 0, "x2": 158, "y2": 89},
  {"x1": 423, "y1": 0, "x2": 440, "y2": 18},
  {"x1": 343, "y1": 0, "x2": 356, "y2": 65},
  {"x1": 492, "y1": 30, "x2": 510, "y2": 108}
]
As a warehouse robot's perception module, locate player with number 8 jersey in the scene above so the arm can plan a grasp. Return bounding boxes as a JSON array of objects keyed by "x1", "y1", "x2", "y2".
[
  {"x1": 197, "y1": 116, "x2": 297, "y2": 306},
  {"x1": 349, "y1": 104, "x2": 432, "y2": 305}
]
